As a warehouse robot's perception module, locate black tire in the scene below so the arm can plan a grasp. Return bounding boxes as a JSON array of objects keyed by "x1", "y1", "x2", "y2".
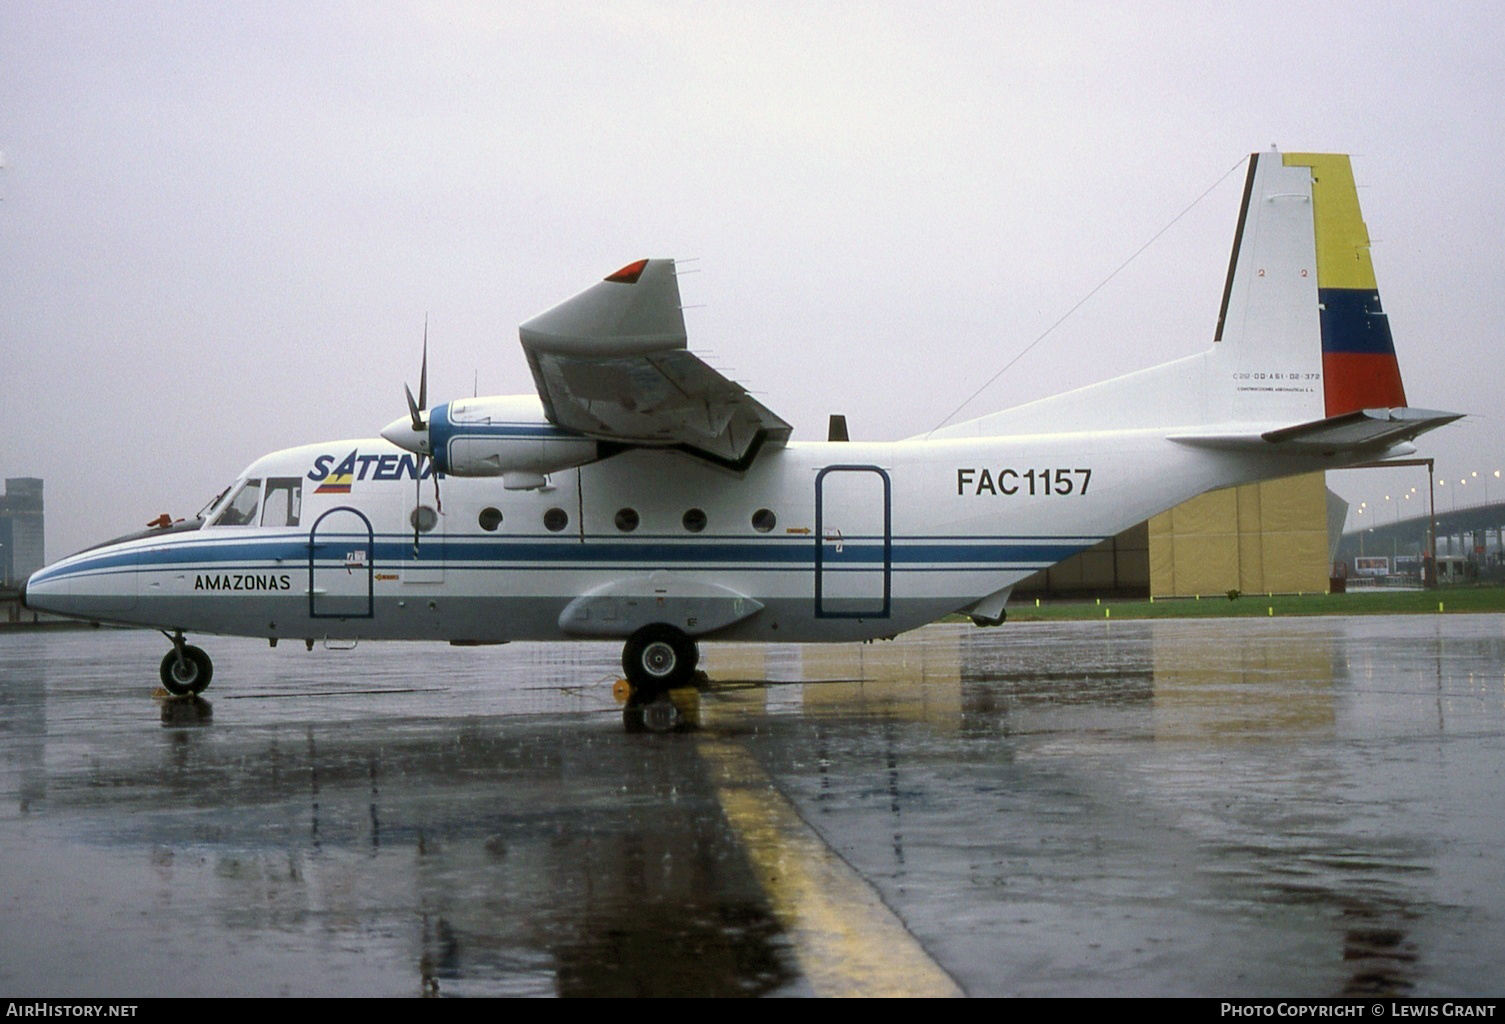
[
  {"x1": 621, "y1": 626, "x2": 697, "y2": 693},
  {"x1": 160, "y1": 645, "x2": 213, "y2": 696}
]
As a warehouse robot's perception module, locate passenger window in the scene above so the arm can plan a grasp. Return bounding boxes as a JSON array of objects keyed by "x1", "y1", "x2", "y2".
[
  {"x1": 213, "y1": 479, "x2": 262, "y2": 526},
  {"x1": 682, "y1": 508, "x2": 707, "y2": 533},
  {"x1": 615, "y1": 508, "x2": 640, "y2": 532},
  {"x1": 261, "y1": 478, "x2": 303, "y2": 527},
  {"x1": 410, "y1": 505, "x2": 439, "y2": 533}
]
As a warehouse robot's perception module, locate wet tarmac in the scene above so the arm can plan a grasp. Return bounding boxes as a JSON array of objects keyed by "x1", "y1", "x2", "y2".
[{"x1": 2, "y1": 615, "x2": 1504, "y2": 997}]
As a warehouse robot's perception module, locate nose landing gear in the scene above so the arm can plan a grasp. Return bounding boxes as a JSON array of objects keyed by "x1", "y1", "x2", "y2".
[{"x1": 159, "y1": 631, "x2": 213, "y2": 696}]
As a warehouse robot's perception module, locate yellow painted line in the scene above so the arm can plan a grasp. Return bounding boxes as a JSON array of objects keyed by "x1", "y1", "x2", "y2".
[{"x1": 697, "y1": 736, "x2": 964, "y2": 997}]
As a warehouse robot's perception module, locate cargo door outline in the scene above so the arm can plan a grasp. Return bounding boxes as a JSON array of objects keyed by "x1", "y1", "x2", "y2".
[
  {"x1": 814, "y1": 465, "x2": 891, "y2": 618},
  {"x1": 308, "y1": 507, "x2": 375, "y2": 619}
]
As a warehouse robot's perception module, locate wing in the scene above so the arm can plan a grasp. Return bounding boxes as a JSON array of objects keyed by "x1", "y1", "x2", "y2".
[{"x1": 519, "y1": 259, "x2": 791, "y2": 467}]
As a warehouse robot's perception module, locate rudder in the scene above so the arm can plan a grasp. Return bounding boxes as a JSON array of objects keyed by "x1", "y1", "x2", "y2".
[{"x1": 1283, "y1": 152, "x2": 1408, "y2": 414}]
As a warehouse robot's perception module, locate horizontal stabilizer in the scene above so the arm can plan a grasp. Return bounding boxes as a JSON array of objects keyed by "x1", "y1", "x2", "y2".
[{"x1": 1171, "y1": 407, "x2": 1463, "y2": 456}]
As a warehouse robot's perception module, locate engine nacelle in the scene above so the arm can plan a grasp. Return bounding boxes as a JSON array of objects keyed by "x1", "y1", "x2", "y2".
[{"x1": 430, "y1": 395, "x2": 599, "y2": 488}]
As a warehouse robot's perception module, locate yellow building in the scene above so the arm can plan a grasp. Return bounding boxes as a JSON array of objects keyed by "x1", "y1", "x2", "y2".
[
  {"x1": 1149, "y1": 472, "x2": 1333, "y2": 597},
  {"x1": 1014, "y1": 471, "x2": 1335, "y2": 599}
]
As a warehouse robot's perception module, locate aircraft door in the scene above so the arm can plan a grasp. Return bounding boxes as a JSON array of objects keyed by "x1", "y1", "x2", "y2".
[
  {"x1": 308, "y1": 507, "x2": 375, "y2": 619},
  {"x1": 814, "y1": 465, "x2": 891, "y2": 618}
]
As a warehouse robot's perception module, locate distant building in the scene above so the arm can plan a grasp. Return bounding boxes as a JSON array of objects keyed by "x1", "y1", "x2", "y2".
[
  {"x1": 0, "y1": 478, "x2": 45, "y2": 587},
  {"x1": 1013, "y1": 471, "x2": 1340, "y2": 599},
  {"x1": 1148, "y1": 472, "x2": 1335, "y2": 597}
]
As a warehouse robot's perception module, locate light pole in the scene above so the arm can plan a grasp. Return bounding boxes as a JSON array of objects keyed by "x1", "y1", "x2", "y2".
[
  {"x1": 1402, "y1": 490, "x2": 1414, "y2": 557},
  {"x1": 1471, "y1": 472, "x2": 1482, "y2": 563},
  {"x1": 1492, "y1": 471, "x2": 1502, "y2": 564},
  {"x1": 1396, "y1": 490, "x2": 1408, "y2": 557},
  {"x1": 1428, "y1": 458, "x2": 1439, "y2": 587}
]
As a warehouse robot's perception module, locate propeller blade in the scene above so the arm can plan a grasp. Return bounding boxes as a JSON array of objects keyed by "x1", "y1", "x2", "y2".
[
  {"x1": 405, "y1": 383, "x2": 424, "y2": 432},
  {"x1": 413, "y1": 456, "x2": 423, "y2": 557},
  {"x1": 406, "y1": 318, "x2": 435, "y2": 557},
  {"x1": 419, "y1": 317, "x2": 428, "y2": 413},
  {"x1": 411, "y1": 452, "x2": 440, "y2": 557},
  {"x1": 402, "y1": 317, "x2": 431, "y2": 433}
]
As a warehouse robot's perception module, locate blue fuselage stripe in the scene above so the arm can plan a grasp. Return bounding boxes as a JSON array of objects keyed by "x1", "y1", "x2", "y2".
[{"x1": 35, "y1": 534, "x2": 1103, "y2": 580}]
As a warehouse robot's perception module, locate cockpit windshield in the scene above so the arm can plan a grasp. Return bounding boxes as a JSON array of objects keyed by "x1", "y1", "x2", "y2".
[
  {"x1": 212, "y1": 479, "x2": 262, "y2": 526},
  {"x1": 199, "y1": 484, "x2": 233, "y2": 520}
]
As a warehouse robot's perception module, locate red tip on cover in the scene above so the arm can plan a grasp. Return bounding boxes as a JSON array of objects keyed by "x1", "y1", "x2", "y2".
[{"x1": 604, "y1": 259, "x2": 649, "y2": 284}]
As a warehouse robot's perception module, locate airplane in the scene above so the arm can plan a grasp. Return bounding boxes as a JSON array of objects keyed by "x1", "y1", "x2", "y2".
[{"x1": 22, "y1": 150, "x2": 1461, "y2": 698}]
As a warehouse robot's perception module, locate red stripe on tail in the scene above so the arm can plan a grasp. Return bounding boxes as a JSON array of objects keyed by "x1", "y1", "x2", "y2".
[{"x1": 1322, "y1": 352, "x2": 1407, "y2": 415}]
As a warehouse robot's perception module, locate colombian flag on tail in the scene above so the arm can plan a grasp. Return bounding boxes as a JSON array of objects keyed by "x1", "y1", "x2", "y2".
[{"x1": 1283, "y1": 153, "x2": 1408, "y2": 416}]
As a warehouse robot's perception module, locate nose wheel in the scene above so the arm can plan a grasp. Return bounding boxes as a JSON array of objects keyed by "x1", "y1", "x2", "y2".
[{"x1": 159, "y1": 641, "x2": 213, "y2": 696}]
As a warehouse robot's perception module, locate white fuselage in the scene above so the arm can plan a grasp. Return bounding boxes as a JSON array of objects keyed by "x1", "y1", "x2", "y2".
[{"x1": 24, "y1": 427, "x2": 1308, "y2": 645}]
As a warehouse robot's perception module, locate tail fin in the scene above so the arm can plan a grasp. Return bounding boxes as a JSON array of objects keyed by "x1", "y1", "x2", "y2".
[
  {"x1": 1183, "y1": 150, "x2": 1462, "y2": 454},
  {"x1": 1214, "y1": 150, "x2": 1408, "y2": 421},
  {"x1": 929, "y1": 149, "x2": 1456, "y2": 446}
]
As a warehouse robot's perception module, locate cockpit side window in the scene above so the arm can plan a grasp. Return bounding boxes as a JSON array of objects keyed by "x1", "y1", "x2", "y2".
[
  {"x1": 212, "y1": 479, "x2": 262, "y2": 526},
  {"x1": 261, "y1": 478, "x2": 303, "y2": 528}
]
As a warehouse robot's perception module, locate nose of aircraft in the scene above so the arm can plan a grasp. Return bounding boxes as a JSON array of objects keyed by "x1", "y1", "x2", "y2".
[
  {"x1": 19, "y1": 566, "x2": 62, "y2": 615},
  {"x1": 19, "y1": 546, "x2": 140, "y2": 619},
  {"x1": 381, "y1": 416, "x2": 430, "y2": 456}
]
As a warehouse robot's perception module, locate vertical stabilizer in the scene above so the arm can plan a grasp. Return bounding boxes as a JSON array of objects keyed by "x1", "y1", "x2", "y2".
[
  {"x1": 928, "y1": 149, "x2": 1434, "y2": 444},
  {"x1": 1212, "y1": 151, "x2": 1325, "y2": 423},
  {"x1": 1215, "y1": 151, "x2": 1406, "y2": 423}
]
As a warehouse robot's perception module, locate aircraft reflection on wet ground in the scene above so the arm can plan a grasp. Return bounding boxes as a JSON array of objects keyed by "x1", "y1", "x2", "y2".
[{"x1": 2, "y1": 615, "x2": 1504, "y2": 996}]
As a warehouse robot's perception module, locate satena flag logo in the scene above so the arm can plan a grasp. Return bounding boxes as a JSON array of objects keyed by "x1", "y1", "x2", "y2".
[
  {"x1": 316, "y1": 473, "x2": 353, "y2": 495},
  {"x1": 308, "y1": 449, "x2": 440, "y2": 492}
]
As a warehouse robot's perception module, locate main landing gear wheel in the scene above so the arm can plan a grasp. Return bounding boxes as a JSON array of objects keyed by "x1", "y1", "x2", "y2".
[
  {"x1": 621, "y1": 625, "x2": 699, "y2": 694},
  {"x1": 160, "y1": 645, "x2": 213, "y2": 696}
]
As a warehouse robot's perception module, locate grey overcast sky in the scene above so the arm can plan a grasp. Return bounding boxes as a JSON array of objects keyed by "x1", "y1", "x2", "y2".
[{"x1": 3, "y1": 1, "x2": 1502, "y2": 560}]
